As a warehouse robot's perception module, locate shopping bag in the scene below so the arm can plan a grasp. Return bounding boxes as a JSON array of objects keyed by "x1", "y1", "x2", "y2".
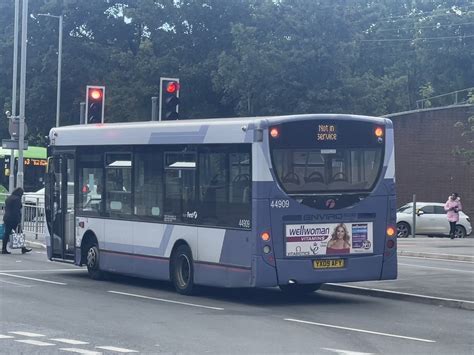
[{"x1": 9, "y1": 228, "x2": 25, "y2": 249}]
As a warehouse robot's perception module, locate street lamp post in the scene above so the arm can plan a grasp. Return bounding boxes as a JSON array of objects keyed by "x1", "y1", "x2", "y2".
[{"x1": 37, "y1": 13, "x2": 62, "y2": 127}]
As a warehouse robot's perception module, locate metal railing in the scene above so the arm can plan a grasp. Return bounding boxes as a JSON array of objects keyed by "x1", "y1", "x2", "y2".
[
  {"x1": 0, "y1": 193, "x2": 46, "y2": 241},
  {"x1": 416, "y1": 87, "x2": 474, "y2": 109}
]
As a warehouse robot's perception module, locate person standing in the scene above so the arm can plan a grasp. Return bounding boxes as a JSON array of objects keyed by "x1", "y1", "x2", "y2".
[
  {"x1": 2, "y1": 187, "x2": 32, "y2": 254},
  {"x1": 444, "y1": 192, "x2": 463, "y2": 240}
]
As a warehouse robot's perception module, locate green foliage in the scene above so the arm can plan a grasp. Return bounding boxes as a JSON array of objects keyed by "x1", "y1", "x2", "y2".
[
  {"x1": 454, "y1": 90, "x2": 474, "y2": 163},
  {"x1": 0, "y1": 0, "x2": 473, "y2": 142}
]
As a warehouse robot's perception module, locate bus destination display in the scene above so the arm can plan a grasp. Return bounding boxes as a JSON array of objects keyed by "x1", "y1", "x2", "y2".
[{"x1": 317, "y1": 124, "x2": 337, "y2": 141}]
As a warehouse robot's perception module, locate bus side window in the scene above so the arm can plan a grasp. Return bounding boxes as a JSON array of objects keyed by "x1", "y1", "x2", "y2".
[{"x1": 134, "y1": 148, "x2": 163, "y2": 219}]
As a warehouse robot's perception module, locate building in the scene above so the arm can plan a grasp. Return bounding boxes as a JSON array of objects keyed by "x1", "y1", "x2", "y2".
[{"x1": 386, "y1": 105, "x2": 473, "y2": 216}]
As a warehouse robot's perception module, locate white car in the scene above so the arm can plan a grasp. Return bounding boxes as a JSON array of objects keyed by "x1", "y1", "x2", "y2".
[
  {"x1": 23, "y1": 183, "x2": 76, "y2": 208},
  {"x1": 397, "y1": 202, "x2": 472, "y2": 238},
  {"x1": 23, "y1": 187, "x2": 45, "y2": 206}
]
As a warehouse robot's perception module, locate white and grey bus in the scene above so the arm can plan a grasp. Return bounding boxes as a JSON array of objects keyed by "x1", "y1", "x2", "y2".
[{"x1": 45, "y1": 114, "x2": 397, "y2": 294}]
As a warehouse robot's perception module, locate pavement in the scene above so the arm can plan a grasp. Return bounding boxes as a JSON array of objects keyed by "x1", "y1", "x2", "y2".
[
  {"x1": 323, "y1": 237, "x2": 474, "y2": 310},
  {"x1": 19, "y1": 231, "x2": 474, "y2": 310}
]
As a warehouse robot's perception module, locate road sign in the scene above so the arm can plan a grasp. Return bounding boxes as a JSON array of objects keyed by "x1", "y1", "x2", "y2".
[
  {"x1": 8, "y1": 116, "x2": 28, "y2": 138},
  {"x1": 2, "y1": 139, "x2": 28, "y2": 150}
]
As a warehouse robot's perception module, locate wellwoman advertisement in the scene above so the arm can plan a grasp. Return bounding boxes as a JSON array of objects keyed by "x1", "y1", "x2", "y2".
[{"x1": 285, "y1": 222, "x2": 373, "y2": 257}]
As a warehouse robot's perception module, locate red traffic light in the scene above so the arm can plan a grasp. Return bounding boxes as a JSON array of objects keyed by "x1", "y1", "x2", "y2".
[
  {"x1": 166, "y1": 81, "x2": 180, "y2": 94},
  {"x1": 89, "y1": 89, "x2": 102, "y2": 100}
]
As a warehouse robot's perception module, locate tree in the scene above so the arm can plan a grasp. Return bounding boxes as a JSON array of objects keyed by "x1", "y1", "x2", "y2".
[{"x1": 453, "y1": 92, "x2": 474, "y2": 164}]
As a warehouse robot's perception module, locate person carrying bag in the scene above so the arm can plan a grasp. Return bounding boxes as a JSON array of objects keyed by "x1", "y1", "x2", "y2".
[
  {"x1": 2, "y1": 187, "x2": 32, "y2": 254},
  {"x1": 444, "y1": 192, "x2": 463, "y2": 240}
]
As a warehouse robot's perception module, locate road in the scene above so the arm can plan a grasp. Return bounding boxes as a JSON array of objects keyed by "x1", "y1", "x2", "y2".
[{"x1": 1, "y1": 251, "x2": 473, "y2": 354}]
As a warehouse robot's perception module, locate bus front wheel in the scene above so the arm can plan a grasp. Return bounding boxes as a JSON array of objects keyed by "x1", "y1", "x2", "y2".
[
  {"x1": 279, "y1": 283, "x2": 321, "y2": 295},
  {"x1": 86, "y1": 244, "x2": 104, "y2": 280},
  {"x1": 171, "y1": 244, "x2": 195, "y2": 295}
]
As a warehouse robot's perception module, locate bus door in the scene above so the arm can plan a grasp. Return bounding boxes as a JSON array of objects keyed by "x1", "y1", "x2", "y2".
[{"x1": 46, "y1": 153, "x2": 75, "y2": 261}]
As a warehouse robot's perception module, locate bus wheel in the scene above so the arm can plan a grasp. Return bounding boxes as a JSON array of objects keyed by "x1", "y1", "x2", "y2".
[
  {"x1": 86, "y1": 244, "x2": 104, "y2": 280},
  {"x1": 279, "y1": 283, "x2": 321, "y2": 295},
  {"x1": 397, "y1": 222, "x2": 410, "y2": 238},
  {"x1": 171, "y1": 245, "x2": 195, "y2": 295}
]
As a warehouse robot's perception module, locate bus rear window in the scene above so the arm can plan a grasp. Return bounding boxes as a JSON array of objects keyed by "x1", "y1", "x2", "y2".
[{"x1": 269, "y1": 120, "x2": 384, "y2": 194}]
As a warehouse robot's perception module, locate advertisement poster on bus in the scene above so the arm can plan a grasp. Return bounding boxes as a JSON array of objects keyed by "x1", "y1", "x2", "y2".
[{"x1": 285, "y1": 222, "x2": 373, "y2": 257}]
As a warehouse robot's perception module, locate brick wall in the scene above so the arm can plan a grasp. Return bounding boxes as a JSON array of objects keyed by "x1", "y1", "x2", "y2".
[{"x1": 387, "y1": 105, "x2": 473, "y2": 216}]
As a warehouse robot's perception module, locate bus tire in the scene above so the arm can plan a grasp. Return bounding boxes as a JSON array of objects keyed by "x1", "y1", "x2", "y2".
[
  {"x1": 171, "y1": 244, "x2": 195, "y2": 295},
  {"x1": 279, "y1": 283, "x2": 321, "y2": 294},
  {"x1": 86, "y1": 244, "x2": 104, "y2": 280}
]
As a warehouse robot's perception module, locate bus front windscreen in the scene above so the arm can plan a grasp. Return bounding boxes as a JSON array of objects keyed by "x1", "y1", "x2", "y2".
[{"x1": 269, "y1": 120, "x2": 384, "y2": 194}]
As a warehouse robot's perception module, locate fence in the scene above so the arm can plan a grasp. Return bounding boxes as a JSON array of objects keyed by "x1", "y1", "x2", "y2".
[
  {"x1": 416, "y1": 87, "x2": 473, "y2": 109},
  {"x1": 0, "y1": 192, "x2": 46, "y2": 241}
]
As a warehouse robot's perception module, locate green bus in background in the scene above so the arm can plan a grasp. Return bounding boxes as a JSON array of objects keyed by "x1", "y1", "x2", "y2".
[{"x1": 0, "y1": 146, "x2": 47, "y2": 198}]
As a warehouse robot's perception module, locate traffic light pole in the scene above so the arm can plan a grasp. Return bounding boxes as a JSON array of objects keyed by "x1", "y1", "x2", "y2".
[
  {"x1": 151, "y1": 97, "x2": 158, "y2": 121},
  {"x1": 17, "y1": 0, "x2": 29, "y2": 189},
  {"x1": 9, "y1": 0, "x2": 20, "y2": 193}
]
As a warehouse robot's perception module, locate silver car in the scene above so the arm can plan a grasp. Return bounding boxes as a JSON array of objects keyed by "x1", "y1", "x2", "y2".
[{"x1": 397, "y1": 202, "x2": 472, "y2": 238}]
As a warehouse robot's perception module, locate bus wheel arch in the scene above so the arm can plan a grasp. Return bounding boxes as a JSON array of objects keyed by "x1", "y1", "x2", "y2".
[
  {"x1": 81, "y1": 231, "x2": 104, "y2": 280},
  {"x1": 170, "y1": 241, "x2": 196, "y2": 295}
]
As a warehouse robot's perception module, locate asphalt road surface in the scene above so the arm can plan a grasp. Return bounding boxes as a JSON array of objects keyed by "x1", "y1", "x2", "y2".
[{"x1": 1, "y1": 251, "x2": 473, "y2": 354}]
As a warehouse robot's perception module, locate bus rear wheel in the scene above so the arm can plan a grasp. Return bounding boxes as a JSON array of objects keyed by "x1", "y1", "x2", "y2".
[
  {"x1": 279, "y1": 283, "x2": 321, "y2": 295},
  {"x1": 86, "y1": 244, "x2": 104, "y2": 280},
  {"x1": 171, "y1": 245, "x2": 195, "y2": 295}
]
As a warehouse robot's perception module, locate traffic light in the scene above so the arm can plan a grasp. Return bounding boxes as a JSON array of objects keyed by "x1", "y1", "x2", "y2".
[
  {"x1": 160, "y1": 78, "x2": 180, "y2": 120},
  {"x1": 85, "y1": 85, "x2": 105, "y2": 124}
]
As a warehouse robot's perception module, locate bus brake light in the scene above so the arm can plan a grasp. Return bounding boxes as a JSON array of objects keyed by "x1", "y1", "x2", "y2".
[
  {"x1": 375, "y1": 127, "x2": 384, "y2": 137},
  {"x1": 386, "y1": 226, "x2": 396, "y2": 237},
  {"x1": 261, "y1": 232, "x2": 271, "y2": 241},
  {"x1": 270, "y1": 128, "x2": 279, "y2": 138}
]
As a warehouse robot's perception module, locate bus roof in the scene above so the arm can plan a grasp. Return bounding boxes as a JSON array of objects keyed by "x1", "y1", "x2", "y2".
[
  {"x1": 0, "y1": 146, "x2": 47, "y2": 159},
  {"x1": 49, "y1": 114, "x2": 389, "y2": 147}
]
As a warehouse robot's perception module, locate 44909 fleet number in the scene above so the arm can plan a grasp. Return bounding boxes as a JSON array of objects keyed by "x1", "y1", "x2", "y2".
[{"x1": 270, "y1": 199, "x2": 290, "y2": 208}]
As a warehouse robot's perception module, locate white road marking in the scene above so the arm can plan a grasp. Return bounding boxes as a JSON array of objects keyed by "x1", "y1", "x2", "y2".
[
  {"x1": 0, "y1": 268, "x2": 83, "y2": 273},
  {"x1": 0, "y1": 278, "x2": 32, "y2": 287},
  {"x1": 400, "y1": 251, "x2": 471, "y2": 258},
  {"x1": 399, "y1": 262, "x2": 474, "y2": 273},
  {"x1": 284, "y1": 318, "x2": 436, "y2": 343},
  {"x1": 108, "y1": 290, "x2": 224, "y2": 311},
  {"x1": 0, "y1": 335, "x2": 15, "y2": 339},
  {"x1": 96, "y1": 346, "x2": 138, "y2": 353},
  {"x1": 60, "y1": 348, "x2": 102, "y2": 354},
  {"x1": 15, "y1": 339, "x2": 55, "y2": 346},
  {"x1": 0, "y1": 273, "x2": 67, "y2": 285},
  {"x1": 51, "y1": 338, "x2": 89, "y2": 345},
  {"x1": 326, "y1": 283, "x2": 474, "y2": 305},
  {"x1": 9, "y1": 331, "x2": 45, "y2": 337},
  {"x1": 399, "y1": 255, "x2": 474, "y2": 264},
  {"x1": 322, "y1": 348, "x2": 374, "y2": 355}
]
